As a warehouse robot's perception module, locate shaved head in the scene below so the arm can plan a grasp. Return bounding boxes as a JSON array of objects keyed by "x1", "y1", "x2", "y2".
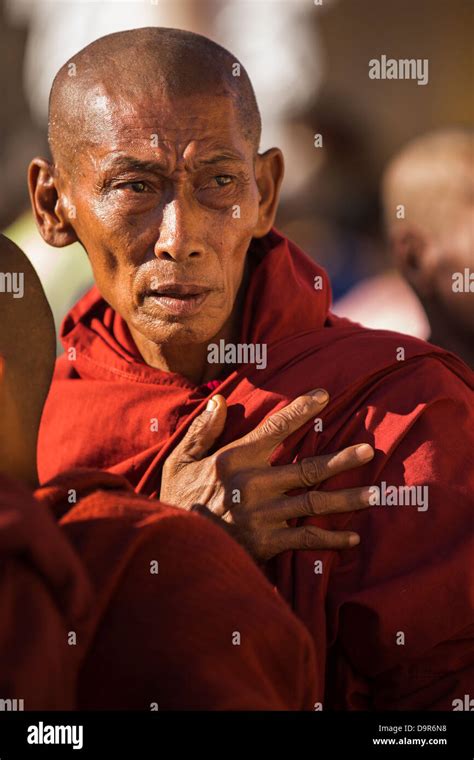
[
  {"x1": 48, "y1": 27, "x2": 262, "y2": 169},
  {"x1": 383, "y1": 128, "x2": 474, "y2": 237},
  {"x1": 0, "y1": 235, "x2": 55, "y2": 485}
]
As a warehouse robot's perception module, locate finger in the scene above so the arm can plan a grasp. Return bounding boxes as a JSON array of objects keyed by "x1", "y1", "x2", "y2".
[
  {"x1": 272, "y1": 524, "x2": 360, "y2": 554},
  {"x1": 272, "y1": 486, "x2": 372, "y2": 521},
  {"x1": 230, "y1": 389, "x2": 329, "y2": 460},
  {"x1": 257, "y1": 443, "x2": 375, "y2": 492},
  {"x1": 176, "y1": 395, "x2": 228, "y2": 462}
]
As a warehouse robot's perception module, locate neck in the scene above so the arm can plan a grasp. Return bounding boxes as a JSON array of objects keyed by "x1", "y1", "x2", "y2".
[{"x1": 131, "y1": 312, "x2": 241, "y2": 385}]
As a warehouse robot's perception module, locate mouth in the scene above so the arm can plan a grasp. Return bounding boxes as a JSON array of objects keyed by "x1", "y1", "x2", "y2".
[{"x1": 143, "y1": 282, "x2": 211, "y2": 317}]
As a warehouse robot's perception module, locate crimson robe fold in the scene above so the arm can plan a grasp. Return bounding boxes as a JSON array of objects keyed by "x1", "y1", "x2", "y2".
[
  {"x1": 38, "y1": 228, "x2": 474, "y2": 710},
  {"x1": 0, "y1": 474, "x2": 92, "y2": 709},
  {"x1": 34, "y1": 469, "x2": 317, "y2": 710}
]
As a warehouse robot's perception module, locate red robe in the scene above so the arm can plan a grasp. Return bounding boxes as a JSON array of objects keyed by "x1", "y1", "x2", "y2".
[
  {"x1": 39, "y1": 228, "x2": 474, "y2": 710},
  {"x1": 37, "y1": 470, "x2": 317, "y2": 710},
  {"x1": 0, "y1": 474, "x2": 92, "y2": 709},
  {"x1": 1, "y1": 470, "x2": 316, "y2": 710}
]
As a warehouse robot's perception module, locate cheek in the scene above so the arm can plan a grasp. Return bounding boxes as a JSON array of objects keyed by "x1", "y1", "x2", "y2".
[
  {"x1": 72, "y1": 201, "x2": 149, "y2": 290},
  {"x1": 85, "y1": 203, "x2": 146, "y2": 254},
  {"x1": 240, "y1": 183, "x2": 262, "y2": 227},
  {"x1": 219, "y1": 228, "x2": 252, "y2": 288}
]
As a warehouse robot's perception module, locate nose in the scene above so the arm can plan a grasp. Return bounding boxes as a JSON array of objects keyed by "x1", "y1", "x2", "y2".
[{"x1": 154, "y1": 199, "x2": 205, "y2": 262}]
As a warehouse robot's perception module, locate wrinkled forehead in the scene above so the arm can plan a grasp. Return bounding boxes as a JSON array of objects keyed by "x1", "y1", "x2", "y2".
[{"x1": 76, "y1": 83, "x2": 250, "y2": 166}]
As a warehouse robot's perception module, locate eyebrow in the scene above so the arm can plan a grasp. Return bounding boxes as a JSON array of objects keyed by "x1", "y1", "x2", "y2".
[
  {"x1": 99, "y1": 151, "x2": 246, "y2": 176},
  {"x1": 99, "y1": 156, "x2": 167, "y2": 175},
  {"x1": 194, "y1": 152, "x2": 246, "y2": 167}
]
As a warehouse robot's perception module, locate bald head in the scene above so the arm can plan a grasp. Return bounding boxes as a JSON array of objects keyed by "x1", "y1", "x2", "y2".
[
  {"x1": 0, "y1": 235, "x2": 55, "y2": 485},
  {"x1": 383, "y1": 128, "x2": 474, "y2": 237},
  {"x1": 48, "y1": 27, "x2": 262, "y2": 168}
]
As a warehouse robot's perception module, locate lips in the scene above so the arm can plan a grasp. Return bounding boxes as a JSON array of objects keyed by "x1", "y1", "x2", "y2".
[
  {"x1": 147, "y1": 283, "x2": 209, "y2": 297},
  {"x1": 143, "y1": 282, "x2": 211, "y2": 317}
]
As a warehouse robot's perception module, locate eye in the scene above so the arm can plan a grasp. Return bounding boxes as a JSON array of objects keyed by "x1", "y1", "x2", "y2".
[
  {"x1": 116, "y1": 181, "x2": 149, "y2": 193},
  {"x1": 127, "y1": 181, "x2": 147, "y2": 193},
  {"x1": 212, "y1": 175, "x2": 233, "y2": 187}
]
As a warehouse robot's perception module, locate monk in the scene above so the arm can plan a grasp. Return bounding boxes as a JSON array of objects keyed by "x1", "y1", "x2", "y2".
[
  {"x1": 29, "y1": 29, "x2": 474, "y2": 710},
  {"x1": 0, "y1": 235, "x2": 91, "y2": 709},
  {"x1": 0, "y1": 233, "x2": 324, "y2": 710},
  {"x1": 0, "y1": 456, "x2": 93, "y2": 709},
  {"x1": 382, "y1": 128, "x2": 474, "y2": 368}
]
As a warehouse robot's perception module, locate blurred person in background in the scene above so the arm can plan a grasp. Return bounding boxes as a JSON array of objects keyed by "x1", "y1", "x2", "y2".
[{"x1": 382, "y1": 128, "x2": 474, "y2": 368}]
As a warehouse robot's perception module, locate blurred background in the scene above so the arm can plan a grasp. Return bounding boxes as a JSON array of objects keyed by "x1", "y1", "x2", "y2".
[{"x1": 1, "y1": 0, "x2": 473, "y2": 345}]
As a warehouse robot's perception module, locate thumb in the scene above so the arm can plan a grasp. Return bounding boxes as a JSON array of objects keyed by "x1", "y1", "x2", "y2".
[{"x1": 178, "y1": 394, "x2": 228, "y2": 462}]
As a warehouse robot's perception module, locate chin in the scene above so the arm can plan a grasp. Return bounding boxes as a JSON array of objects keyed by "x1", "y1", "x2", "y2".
[{"x1": 145, "y1": 319, "x2": 224, "y2": 347}]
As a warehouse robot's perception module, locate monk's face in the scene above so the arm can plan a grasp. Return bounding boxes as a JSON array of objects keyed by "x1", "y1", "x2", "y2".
[{"x1": 38, "y1": 90, "x2": 281, "y2": 348}]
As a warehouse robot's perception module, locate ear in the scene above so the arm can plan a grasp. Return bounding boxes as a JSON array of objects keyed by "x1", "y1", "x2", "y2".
[
  {"x1": 390, "y1": 227, "x2": 436, "y2": 298},
  {"x1": 28, "y1": 158, "x2": 78, "y2": 248},
  {"x1": 252, "y1": 148, "x2": 285, "y2": 238}
]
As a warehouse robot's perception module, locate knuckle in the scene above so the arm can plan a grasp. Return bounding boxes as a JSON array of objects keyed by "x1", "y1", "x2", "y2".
[
  {"x1": 302, "y1": 491, "x2": 316, "y2": 514},
  {"x1": 293, "y1": 397, "x2": 313, "y2": 416},
  {"x1": 300, "y1": 490, "x2": 330, "y2": 515},
  {"x1": 261, "y1": 412, "x2": 291, "y2": 438},
  {"x1": 312, "y1": 490, "x2": 331, "y2": 514},
  {"x1": 298, "y1": 457, "x2": 325, "y2": 486},
  {"x1": 180, "y1": 419, "x2": 207, "y2": 450},
  {"x1": 300, "y1": 526, "x2": 322, "y2": 550},
  {"x1": 187, "y1": 414, "x2": 207, "y2": 436},
  {"x1": 230, "y1": 468, "x2": 257, "y2": 498},
  {"x1": 230, "y1": 471, "x2": 245, "y2": 492},
  {"x1": 311, "y1": 526, "x2": 336, "y2": 549},
  {"x1": 212, "y1": 449, "x2": 232, "y2": 475},
  {"x1": 238, "y1": 474, "x2": 259, "y2": 503}
]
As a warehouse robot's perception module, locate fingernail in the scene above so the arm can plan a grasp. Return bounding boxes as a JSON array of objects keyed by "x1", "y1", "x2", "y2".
[
  {"x1": 311, "y1": 389, "x2": 329, "y2": 404},
  {"x1": 355, "y1": 444, "x2": 373, "y2": 461},
  {"x1": 348, "y1": 534, "x2": 360, "y2": 546},
  {"x1": 206, "y1": 397, "x2": 218, "y2": 412}
]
